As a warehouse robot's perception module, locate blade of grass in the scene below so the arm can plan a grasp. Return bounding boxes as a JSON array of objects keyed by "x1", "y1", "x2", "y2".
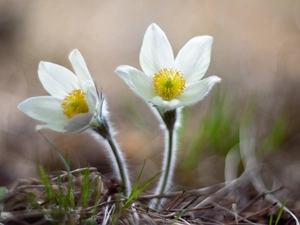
[
  {"x1": 90, "y1": 180, "x2": 102, "y2": 220},
  {"x1": 81, "y1": 167, "x2": 103, "y2": 210},
  {"x1": 38, "y1": 131, "x2": 70, "y2": 174},
  {"x1": 269, "y1": 214, "x2": 273, "y2": 225},
  {"x1": 275, "y1": 200, "x2": 286, "y2": 225},
  {"x1": 173, "y1": 209, "x2": 187, "y2": 222},
  {"x1": 39, "y1": 165, "x2": 56, "y2": 201},
  {"x1": 81, "y1": 167, "x2": 91, "y2": 208},
  {"x1": 38, "y1": 131, "x2": 75, "y2": 208},
  {"x1": 131, "y1": 160, "x2": 147, "y2": 195},
  {"x1": 122, "y1": 161, "x2": 160, "y2": 210},
  {"x1": 0, "y1": 187, "x2": 8, "y2": 198}
]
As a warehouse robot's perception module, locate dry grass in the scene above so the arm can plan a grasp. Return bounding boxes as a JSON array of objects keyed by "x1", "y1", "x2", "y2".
[{"x1": 0, "y1": 165, "x2": 299, "y2": 225}]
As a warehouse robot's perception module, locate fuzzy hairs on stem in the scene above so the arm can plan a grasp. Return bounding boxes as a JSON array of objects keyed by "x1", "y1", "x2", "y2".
[
  {"x1": 91, "y1": 94, "x2": 131, "y2": 197},
  {"x1": 148, "y1": 107, "x2": 182, "y2": 209}
]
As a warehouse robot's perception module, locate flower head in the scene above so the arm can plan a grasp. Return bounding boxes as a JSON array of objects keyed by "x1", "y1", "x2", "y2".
[
  {"x1": 115, "y1": 23, "x2": 221, "y2": 110},
  {"x1": 18, "y1": 49, "x2": 102, "y2": 132}
]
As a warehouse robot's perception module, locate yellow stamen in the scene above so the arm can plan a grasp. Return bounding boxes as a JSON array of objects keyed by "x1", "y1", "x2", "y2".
[
  {"x1": 153, "y1": 68, "x2": 186, "y2": 100},
  {"x1": 61, "y1": 89, "x2": 89, "y2": 119}
]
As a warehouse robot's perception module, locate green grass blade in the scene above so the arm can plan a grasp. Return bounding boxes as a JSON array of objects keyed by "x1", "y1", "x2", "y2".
[
  {"x1": 38, "y1": 165, "x2": 55, "y2": 200},
  {"x1": 170, "y1": 209, "x2": 187, "y2": 224},
  {"x1": 38, "y1": 131, "x2": 75, "y2": 208},
  {"x1": 131, "y1": 160, "x2": 146, "y2": 194},
  {"x1": 275, "y1": 200, "x2": 287, "y2": 225},
  {"x1": 269, "y1": 214, "x2": 273, "y2": 225},
  {"x1": 173, "y1": 209, "x2": 186, "y2": 221},
  {"x1": 122, "y1": 172, "x2": 160, "y2": 210},
  {"x1": 81, "y1": 167, "x2": 101, "y2": 209},
  {"x1": 122, "y1": 161, "x2": 146, "y2": 210},
  {"x1": 121, "y1": 160, "x2": 161, "y2": 210},
  {"x1": 38, "y1": 131, "x2": 71, "y2": 174},
  {"x1": 0, "y1": 187, "x2": 8, "y2": 198},
  {"x1": 91, "y1": 180, "x2": 102, "y2": 220}
]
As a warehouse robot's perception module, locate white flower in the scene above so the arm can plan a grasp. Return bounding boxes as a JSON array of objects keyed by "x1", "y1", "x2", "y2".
[
  {"x1": 18, "y1": 49, "x2": 101, "y2": 132},
  {"x1": 115, "y1": 23, "x2": 221, "y2": 110}
]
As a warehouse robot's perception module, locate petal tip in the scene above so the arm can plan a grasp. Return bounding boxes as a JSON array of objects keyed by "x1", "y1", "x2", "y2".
[
  {"x1": 114, "y1": 66, "x2": 122, "y2": 73},
  {"x1": 147, "y1": 23, "x2": 162, "y2": 34},
  {"x1": 38, "y1": 61, "x2": 54, "y2": 72},
  {"x1": 36, "y1": 125, "x2": 42, "y2": 130},
  {"x1": 150, "y1": 23, "x2": 158, "y2": 28},
  {"x1": 38, "y1": 61, "x2": 46, "y2": 68},
  {"x1": 17, "y1": 103, "x2": 23, "y2": 111},
  {"x1": 213, "y1": 76, "x2": 221, "y2": 83},
  {"x1": 69, "y1": 49, "x2": 81, "y2": 60}
]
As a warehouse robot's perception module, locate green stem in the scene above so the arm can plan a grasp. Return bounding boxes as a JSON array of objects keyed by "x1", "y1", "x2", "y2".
[
  {"x1": 94, "y1": 118, "x2": 131, "y2": 197},
  {"x1": 150, "y1": 108, "x2": 179, "y2": 209},
  {"x1": 106, "y1": 135, "x2": 131, "y2": 197},
  {"x1": 155, "y1": 128, "x2": 174, "y2": 209}
]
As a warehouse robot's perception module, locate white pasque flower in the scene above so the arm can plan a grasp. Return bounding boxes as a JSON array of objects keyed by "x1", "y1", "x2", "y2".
[
  {"x1": 115, "y1": 23, "x2": 221, "y2": 110},
  {"x1": 18, "y1": 49, "x2": 101, "y2": 132}
]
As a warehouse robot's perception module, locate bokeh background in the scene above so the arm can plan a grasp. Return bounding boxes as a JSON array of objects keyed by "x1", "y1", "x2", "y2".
[{"x1": 1, "y1": 0, "x2": 300, "y2": 191}]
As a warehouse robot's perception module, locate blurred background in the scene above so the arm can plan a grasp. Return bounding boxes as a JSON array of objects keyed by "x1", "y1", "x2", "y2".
[{"x1": 0, "y1": 0, "x2": 300, "y2": 191}]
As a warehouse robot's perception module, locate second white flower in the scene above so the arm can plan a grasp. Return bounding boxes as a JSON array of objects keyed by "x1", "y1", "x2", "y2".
[{"x1": 115, "y1": 23, "x2": 221, "y2": 110}]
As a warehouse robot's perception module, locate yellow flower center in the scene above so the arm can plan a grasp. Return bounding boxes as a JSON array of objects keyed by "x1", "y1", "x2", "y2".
[
  {"x1": 61, "y1": 89, "x2": 89, "y2": 119},
  {"x1": 153, "y1": 68, "x2": 186, "y2": 101}
]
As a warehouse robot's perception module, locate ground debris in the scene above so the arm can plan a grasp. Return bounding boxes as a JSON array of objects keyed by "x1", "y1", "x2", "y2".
[{"x1": 0, "y1": 168, "x2": 299, "y2": 225}]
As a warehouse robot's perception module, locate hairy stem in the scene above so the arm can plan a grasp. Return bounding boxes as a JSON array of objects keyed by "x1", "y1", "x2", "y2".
[
  {"x1": 94, "y1": 118, "x2": 131, "y2": 197},
  {"x1": 149, "y1": 108, "x2": 180, "y2": 209},
  {"x1": 106, "y1": 135, "x2": 131, "y2": 197},
  {"x1": 156, "y1": 128, "x2": 176, "y2": 209}
]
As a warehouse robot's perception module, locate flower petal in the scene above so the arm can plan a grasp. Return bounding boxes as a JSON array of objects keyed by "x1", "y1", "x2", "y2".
[
  {"x1": 85, "y1": 81, "x2": 98, "y2": 113},
  {"x1": 69, "y1": 49, "x2": 95, "y2": 93},
  {"x1": 177, "y1": 75, "x2": 221, "y2": 105},
  {"x1": 150, "y1": 96, "x2": 183, "y2": 110},
  {"x1": 175, "y1": 36, "x2": 213, "y2": 82},
  {"x1": 37, "y1": 122, "x2": 67, "y2": 132},
  {"x1": 38, "y1": 61, "x2": 80, "y2": 99},
  {"x1": 18, "y1": 96, "x2": 67, "y2": 123},
  {"x1": 130, "y1": 71, "x2": 155, "y2": 100},
  {"x1": 140, "y1": 23, "x2": 174, "y2": 76},
  {"x1": 115, "y1": 65, "x2": 155, "y2": 100},
  {"x1": 115, "y1": 65, "x2": 136, "y2": 90},
  {"x1": 64, "y1": 113, "x2": 94, "y2": 132}
]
